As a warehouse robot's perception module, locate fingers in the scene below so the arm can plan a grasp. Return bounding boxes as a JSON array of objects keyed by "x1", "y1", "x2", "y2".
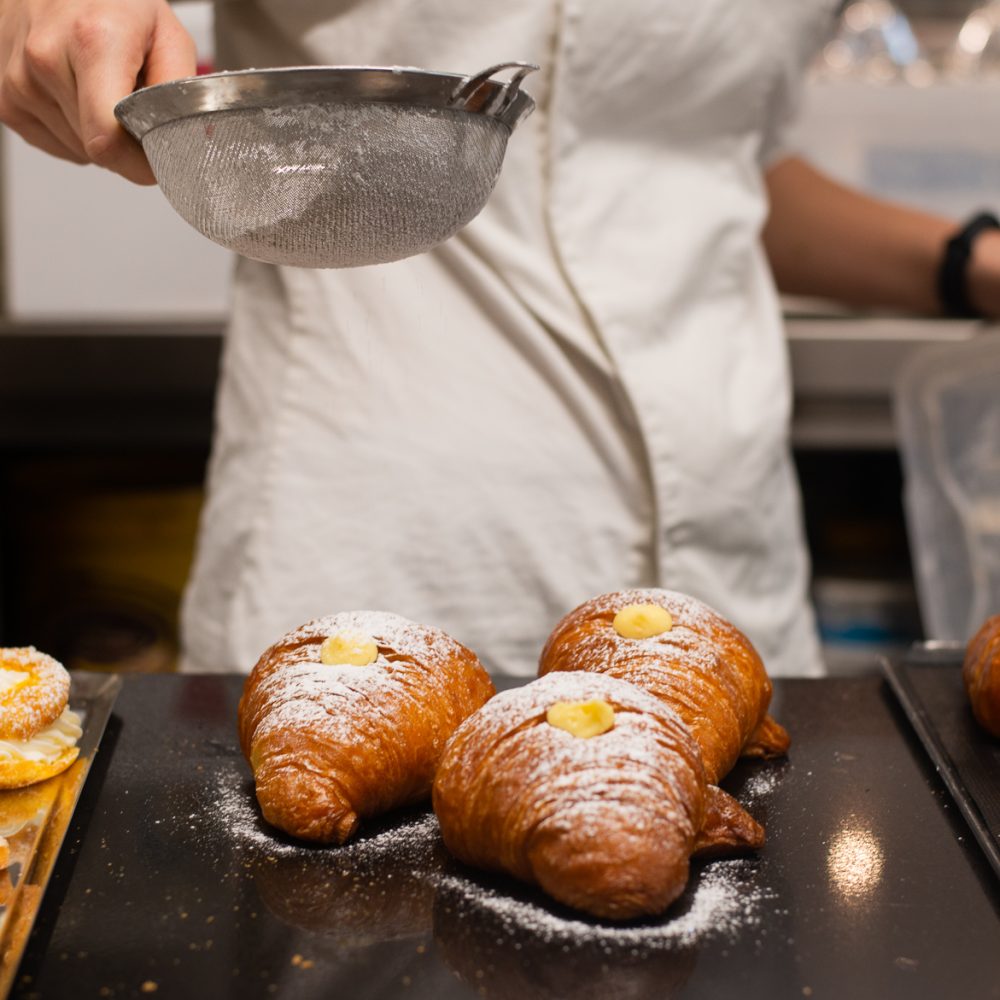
[
  {"x1": 18, "y1": 26, "x2": 86, "y2": 151},
  {"x1": 142, "y1": 8, "x2": 198, "y2": 87},
  {"x1": 0, "y1": 104, "x2": 87, "y2": 163},
  {"x1": 0, "y1": 1, "x2": 197, "y2": 185},
  {"x1": 70, "y1": 10, "x2": 163, "y2": 184},
  {"x1": 0, "y1": 7, "x2": 82, "y2": 163},
  {"x1": 89, "y1": 8, "x2": 197, "y2": 185},
  {"x1": 5, "y1": 66, "x2": 89, "y2": 165}
]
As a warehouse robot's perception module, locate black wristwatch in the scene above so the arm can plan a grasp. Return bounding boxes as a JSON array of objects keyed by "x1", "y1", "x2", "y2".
[{"x1": 938, "y1": 210, "x2": 1000, "y2": 319}]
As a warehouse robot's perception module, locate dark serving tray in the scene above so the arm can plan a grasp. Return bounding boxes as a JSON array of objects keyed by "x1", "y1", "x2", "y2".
[
  {"x1": 12, "y1": 674, "x2": 1000, "y2": 1000},
  {"x1": 883, "y1": 642, "x2": 1000, "y2": 880}
]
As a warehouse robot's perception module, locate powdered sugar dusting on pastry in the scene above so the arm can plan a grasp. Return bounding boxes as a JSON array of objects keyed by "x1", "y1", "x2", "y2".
[
  {"x1": 540, "y1": 589, "x2": 755, "y2": 717},
  {"x1": 251, "y1": 610, "x2": 477, "y2": 736},
  {"x1": 539, "y1": 588, "x2": 779, "y2": 788},
  {"x1": 561, "y1": 588, "x2": 729, "y2": 666},
  {"x1": 459, "y1": 670, "x2": 694, "y2": 750},
  {"x1": 445, "y1": 670, "x2": 704, "y2": 802},
  {"x1": 239, "y1": 610, "x2": 494, "y2": 844},
  {"x1": 278, "y1": 610, "x2": 461, "y2": 659},
  {"x1": 0, "y1": 646, "x2": 72, "y2": 742},
  {"x1": 246, "y1": 610, "x2": 478, "y2": 731},
  {"x1": 433, "y1": 671, "x2": 715, "y2": 920}
]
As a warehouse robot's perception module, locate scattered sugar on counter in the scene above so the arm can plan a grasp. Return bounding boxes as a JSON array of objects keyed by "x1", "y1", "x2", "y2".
[
  {"x1": 433, "y1": 858, "x2": 771, "y2": 951},
  {"x1": 204, "y1": 767, "x2": 770, "y2": 949},
  {"x1": 209, "y1": 767, "x2": 440, "y2": 864},
  {"x1": 740, "y1": 765, "x2": 783, "y2": 807}
]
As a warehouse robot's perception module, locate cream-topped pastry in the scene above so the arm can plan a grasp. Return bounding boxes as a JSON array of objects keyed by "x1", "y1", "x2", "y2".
[
  {"x1": 239, "y1": 611, "x2": 495, "y2": 844},
  {"x1": 0, "y1": 647, "x2": 81, "y2": 789},
  {"x1": 539, "y1": 588, "x2": 790, "y2": 785},
  {"x1": 433, "y1": 671, "x2": 766, "y2": 920}
]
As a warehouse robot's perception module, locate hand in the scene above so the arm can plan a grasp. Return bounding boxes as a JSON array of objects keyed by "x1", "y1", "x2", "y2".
[
  {"x1": 0, "y1": 0, "x2": 196, "y2": 184},
  {"x1": 967, "y1": 227, "x2": 1000, "y2": 320}
]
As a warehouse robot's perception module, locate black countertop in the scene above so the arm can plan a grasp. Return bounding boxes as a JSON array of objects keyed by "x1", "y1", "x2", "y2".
[{"x1": 11, "y1": 671, "x2": 1000, "y2": 1000}]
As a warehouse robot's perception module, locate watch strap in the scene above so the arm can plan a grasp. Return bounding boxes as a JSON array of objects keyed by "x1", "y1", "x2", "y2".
[{"x1": 938, "y1": 211, "x2": 1000, "y2": 319}]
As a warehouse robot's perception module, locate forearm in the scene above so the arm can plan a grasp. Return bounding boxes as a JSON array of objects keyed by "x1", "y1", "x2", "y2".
[{"x1": 763, "y1": 155, "x2": 1000, "y2": 318}]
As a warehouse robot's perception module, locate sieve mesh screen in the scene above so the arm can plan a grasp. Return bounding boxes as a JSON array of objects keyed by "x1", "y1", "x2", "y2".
[{"x1": 141, "y1": 102, "x2": 510, "y2": 268}]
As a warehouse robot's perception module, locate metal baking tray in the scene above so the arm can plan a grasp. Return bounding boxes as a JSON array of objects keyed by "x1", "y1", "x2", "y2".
[
  {"x1": 883, "y1": 642, "x2": 1000, "y2": 880},
  {"x1": 0, "y1": 671, "x2": 121, "y2": 997}
]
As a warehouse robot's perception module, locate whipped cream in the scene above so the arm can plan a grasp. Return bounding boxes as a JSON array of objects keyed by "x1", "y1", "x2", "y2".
[{"x1": 0, "y1": 706, "x2": 82, "y2": 763}]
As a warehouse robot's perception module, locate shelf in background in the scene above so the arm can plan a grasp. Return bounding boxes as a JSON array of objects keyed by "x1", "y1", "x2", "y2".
[
  {"x1": 0, "y1": 325, "x2": 223, "y2": 449},
  {"x1": 1, "y1": 313, "x2": 994, "y2": 451},
  {"x1": 786, "y1": 312, "x2": 991, "y2": 450}
]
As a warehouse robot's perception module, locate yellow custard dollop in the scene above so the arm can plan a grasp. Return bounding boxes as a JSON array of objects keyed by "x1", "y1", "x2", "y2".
[
  {"x1": 546, "y1": 699, "x2": 616, "y2": 738},
  {"x1": 320, "y1": 633, "x2": 379, "y2": 667},
  {"x1": 613, "y1": 603, "x2": 673, "y2": 639}
]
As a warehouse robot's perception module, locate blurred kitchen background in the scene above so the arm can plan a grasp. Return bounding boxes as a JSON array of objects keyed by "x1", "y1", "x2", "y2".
[{"x1": 1, "y1": 0, "x2": 999, "y2": 674}]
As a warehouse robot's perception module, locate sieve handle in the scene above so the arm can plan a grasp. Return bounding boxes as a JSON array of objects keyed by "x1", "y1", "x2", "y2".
[{"x1": 450, "y1": 62, "x2": 539, "y2": 119}]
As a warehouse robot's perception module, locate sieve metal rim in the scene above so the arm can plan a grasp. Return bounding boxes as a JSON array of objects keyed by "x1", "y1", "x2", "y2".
[{"x1": 114, "y1": 63, "x2": 538, "y2": 141}]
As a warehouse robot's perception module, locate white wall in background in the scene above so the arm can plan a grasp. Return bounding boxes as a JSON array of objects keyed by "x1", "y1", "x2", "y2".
[
  {"x1": 1, "y1": 0, "x2": 230, "y2": 324},
  {"x1": 787, "y1": 80, "x2": 1000, "y2": 222},
  {"x1": 2, "y1": 131, "x2": 232, "y2": 323},
  {"x1": 175, "y1": 0, "x2": 216, "y2": 73}
]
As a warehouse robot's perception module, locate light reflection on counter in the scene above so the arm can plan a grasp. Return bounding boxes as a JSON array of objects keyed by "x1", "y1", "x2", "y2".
[{"x1": 826, "y1": 818, "x2": 885, "y2": 902}]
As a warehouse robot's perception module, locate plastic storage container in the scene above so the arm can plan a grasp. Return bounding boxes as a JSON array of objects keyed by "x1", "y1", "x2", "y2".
[{"x1": 895, "y1": 332, "x2": 1000, "y2": 640}]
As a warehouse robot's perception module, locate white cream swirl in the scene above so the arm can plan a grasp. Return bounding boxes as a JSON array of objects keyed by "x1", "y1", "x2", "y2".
[{"x1": 0, "y1": 706, "x2": 82, "y2": 763}]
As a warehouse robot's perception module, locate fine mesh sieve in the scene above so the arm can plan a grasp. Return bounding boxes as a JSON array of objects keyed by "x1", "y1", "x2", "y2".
[{"x1": 115, "y1": 63, "x2": 537, "y2": 269}]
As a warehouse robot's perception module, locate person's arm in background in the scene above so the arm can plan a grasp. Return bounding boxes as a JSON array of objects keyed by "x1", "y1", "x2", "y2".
[
  {"x1": 0, "y1": 0, "x2": 196, "y2": 183},
  {"x1": 763, "y1": 155, "x2": 1000, "y2": 319}
]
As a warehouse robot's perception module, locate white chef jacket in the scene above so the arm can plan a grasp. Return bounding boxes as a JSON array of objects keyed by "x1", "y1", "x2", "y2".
[{"x1": 182, "y1": 0, "x2": 839, "y2": 676}]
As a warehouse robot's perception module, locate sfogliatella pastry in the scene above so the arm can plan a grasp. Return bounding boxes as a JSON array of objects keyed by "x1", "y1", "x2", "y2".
[
  {"x1": 539, "y1": 589, "x2": 789, "y2": 783},
  {"x1": 0, "y1": 647, "x2": 82, "y2": 790},
  {"x1": 964, "y1": 614, "x2": 1000, "y2": 737},
  {"x1": 238, "y1": 611, "x2": 495, "y2": 844},
  {"x1": 433, "y1": 671, "x2": 763, "y2": 920}
]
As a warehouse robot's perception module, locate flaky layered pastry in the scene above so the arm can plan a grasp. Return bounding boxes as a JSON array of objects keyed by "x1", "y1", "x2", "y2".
[
  {"x1": 238, "y1": 611, "x2": 495, "y2": 844},
  {"x1": 538, "y1": 589, "x2": 789, "y2": 783},
  {"x1": 433, "y1": 671, "x2": 763, "y2": 920},
  {"x1": 0, "y1": 647, "x2": 81, "y2": 790},
  {"x1": 964, "y1": 614, "x2": 1000, "y2": 737},
  {"x1": 433, "y1": 590, "x2": 789, "y2": 919}
]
